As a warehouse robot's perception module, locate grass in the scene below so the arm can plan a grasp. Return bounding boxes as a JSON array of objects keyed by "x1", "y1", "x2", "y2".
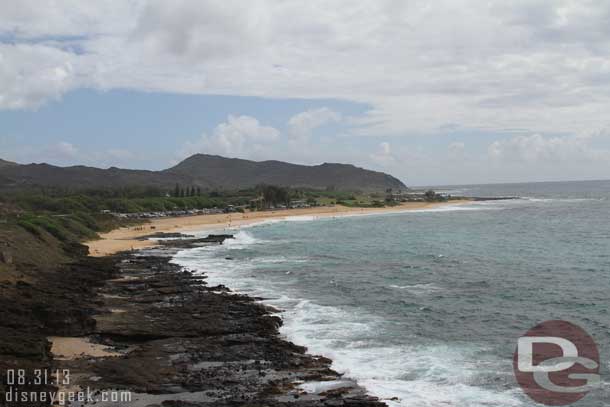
[
  {"x1": 16, "y1": 219, "x2": 42, "y2": 237},
  {"x1": 0, "y1": 222, "x2": 71, "y2": 280},
  {"x1": 316, "y1": 197, "x2": 337, "y2": 205}
]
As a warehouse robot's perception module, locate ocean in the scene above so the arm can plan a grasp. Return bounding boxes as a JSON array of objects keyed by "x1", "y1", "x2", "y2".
[{"x1": 172, "y1": 180, "x2": 610, "y2": 406}]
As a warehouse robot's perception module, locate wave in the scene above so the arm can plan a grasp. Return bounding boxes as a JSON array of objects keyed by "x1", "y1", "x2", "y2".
[
  {"x1": 222, "y1": 203, "x2": 504, "y2": 231},
  {"x1": 327, "y1": 205, "x2": 501, "y2": 220},
  {"x1": 405, "y1": 205, "x2": 499, "y2": 213},
  {"x1": 524, "y1": 197, "x2": 604, "y2": 202},
  {"x1": 170, "y1": 230, "x2": 525, "y2": 407},
  {"x1": 283, "y1": 215, "x2": 318, "y2": 221},
  {"x1": 255, "y1": 255, "x2": 309, "y2": 264},
  {"x1": 279, "y1": 297, "x2": 522, "y2": 407},
  {"x1": 432, "y1": 188, "x2": 470, "y2": 195},
  {"x1": 389, "y1": 283, "x2": 442, "y2": 295},
  {"x1": 223, "y1": 230, "x2": 265, "y2": 248}
]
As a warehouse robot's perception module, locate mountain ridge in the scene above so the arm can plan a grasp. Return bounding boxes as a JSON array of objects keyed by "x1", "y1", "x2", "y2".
[
  {"x1": 0, "y1": 158, "x2": 17, "y2": 168},
  {"x1": 0, "y1": 154, "x2": 407, "y2": 191}
]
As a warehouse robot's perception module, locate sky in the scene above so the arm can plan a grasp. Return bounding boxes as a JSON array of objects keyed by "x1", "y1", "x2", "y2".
[{"x1": 1, "y1": 1, "x2": 610, "y2": 186}]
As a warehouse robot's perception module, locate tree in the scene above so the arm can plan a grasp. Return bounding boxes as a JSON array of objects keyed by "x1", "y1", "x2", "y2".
[
  {"x1": 174, "y1": 184, "x2": 180, "y2": 198},
  {"x1": 257, "y1": 184, "x2": 291, "y2": 208},
  {"x1": 424, "y1": 189, "x2": 436, "y2": 202}
]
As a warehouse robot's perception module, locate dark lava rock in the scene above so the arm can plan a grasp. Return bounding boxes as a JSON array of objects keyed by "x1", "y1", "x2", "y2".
[
  {"x1": 136, "y1": 232, "x2": 196, "y2": 240},
  {"x1": 159, "y1": 234, "x2": 235, "y2": 248},
  {"x1": 2, "y1": 237, "x2": 384, "y2": 407}
]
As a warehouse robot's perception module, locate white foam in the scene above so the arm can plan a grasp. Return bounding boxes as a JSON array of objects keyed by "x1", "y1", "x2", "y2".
[
  {"x1": 433, "y1": 188, "x2": 469, "y2": 195},
  {"x1": 524, "y1": 197, "x2": 602, "y2": 203},
  {"x1": 283, "y1": 215, "x2": 318, "y2": 221},
  {"x1": 324, "y1": 204, "x2": 500, "y2": 220},
  {"x1": 365, "y1": 379, "x2": 524, "y2": 407},
  {"x1": 171, "y1": 224, "x2": 526, "y2": 407},
  {"x1": 406, "y1": 205, "x2": 495, "y2": 213},
  {"x1": 223, "y1": 230, "x2": 265, "y2": 248},
  {"x1": 298, "y1": 380, "x2": 354, "y2": 394},
  {"x1": 222, "y1": 203, "x2": 501, "y2": 231},
  {"x1": 280, "y1": 299, "x2": 524, "y2": 406},
  {"x1": 389, "y1": 283, "x2": 442, "y2": 295},
  {"x1": 256, "y1": 255, "x2": 309, "y2": 264}
]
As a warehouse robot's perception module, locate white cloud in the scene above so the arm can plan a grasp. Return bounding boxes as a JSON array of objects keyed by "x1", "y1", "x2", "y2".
[
  {"x1": 287, "y1": 107, "x2": 341, "y2": 140},
  {"x1": 45, "y1": 141, "x2": 79, "y2": 161},
  {"x1": 4, "y1": 1, "x2": 610, "y2": 184},
  {"x1": 0, "y1": 0, "x2": 135, "y2": 38},
  {"x1": 2, "y1": 140, "x2": 146, "y2": 169},
  {"x1": 0, "y1": 44, "x2": 79, "y2": 109},
  {"x1": 380, "y1": 142, "x2": 391, "y2": 155},
  {"x1": 179, "y1": 109, "x2": 345, "y2": 163},
  {"x1": 448, "y1": 142, "x2": 465, "y2": 159},
  {"x1": 181, "y1": 115, "x2": 279, "y2": 159},
  {"x1": 131, "y1": 0, "x2": 269, "y2": 61},
  {"x1": 1, "y1": 0, "x2": 610, "y2": 139},
  {"x1": 369, "y1": 141, "x2": 395, "y2": 167},
  {"x1": 488, "y1": 133, "x2": 609, "y2": 163},
  {"x1": 105, "y1": 148, "x2": 134, "y2": 161}
]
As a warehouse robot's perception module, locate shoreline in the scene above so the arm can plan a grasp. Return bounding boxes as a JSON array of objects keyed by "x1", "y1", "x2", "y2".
[
  {"x1": 66, "y1": 199, "x2": 469, "y2": 405},
  {"x1": 86, "y1": 201, "x2": 470, "y2": 256},
  {"x1": 47, "y1": 240, "x2": 387, "y2": 406}
]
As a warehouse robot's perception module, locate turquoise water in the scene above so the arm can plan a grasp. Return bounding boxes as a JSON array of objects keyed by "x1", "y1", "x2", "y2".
[{"x1": 173, "y1": 180, "x2": 610, "y2": 406}]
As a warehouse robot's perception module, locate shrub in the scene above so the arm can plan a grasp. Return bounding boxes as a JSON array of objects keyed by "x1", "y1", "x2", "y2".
[
  {"x1": 30, "y1": 217, "x2": 69, "y2": 242},
  {"x1": 17, "y1": 220, "x2": 42, "y2": 237},
  {"x1": 72, "y1": 211, "x2": 98, "y2": 230},
  {"x1": 59, "y1": 217, "x2": 96, "y2": 239}
]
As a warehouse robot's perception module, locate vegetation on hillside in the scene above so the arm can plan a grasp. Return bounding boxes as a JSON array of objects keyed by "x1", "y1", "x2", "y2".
[
  {"x1": 1, "y1": 187, "x2": 247, "y2": 214},
  {"x1": 0, "y1": 188, "x2": 143, "y2": 264},
  {"x1": 0, "y1": 183, "x2": 449, "y2": 264},
  {"x1": 1, "y1": 184, "x2": 363, "y2": 215},
  {"x1": 0, "y1": 153, "x2": 408, "y2": 191}
]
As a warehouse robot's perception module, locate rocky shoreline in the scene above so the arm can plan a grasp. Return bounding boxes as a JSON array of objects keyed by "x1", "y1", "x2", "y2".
[{"x1": 1, "y1": 235, "x2": 386, "y2": 406}]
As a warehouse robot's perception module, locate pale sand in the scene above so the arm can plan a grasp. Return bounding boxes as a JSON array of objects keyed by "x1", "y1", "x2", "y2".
[
  {"x1": 48, "y1": 336, "x2": 122, "y2": 360},
  {"x1": 86, "y1": 201, "x2": 469, "y2": 257}
]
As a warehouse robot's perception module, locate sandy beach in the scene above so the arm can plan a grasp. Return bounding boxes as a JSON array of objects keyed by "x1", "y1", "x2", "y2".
[{"x1": 86, "y1": 201, "x2": 467, "y2": 256}]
